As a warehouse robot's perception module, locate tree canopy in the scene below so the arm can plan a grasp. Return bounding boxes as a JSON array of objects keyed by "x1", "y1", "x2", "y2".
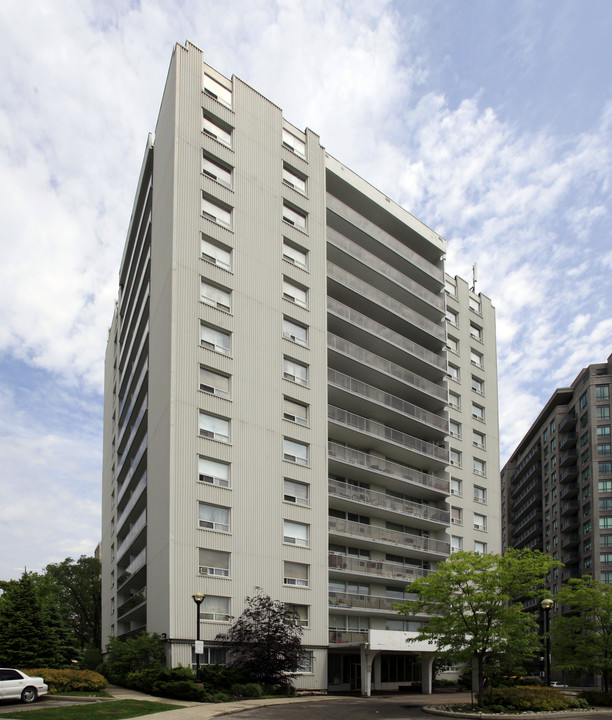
[
  {"x1": 552, "y1": 576, "x2": 612, "y2": 691},
  {"x1": 397, "y1": 549, "x2": 559, "y2": 703},
  {"x1": 216, "y1": 588, "x2": 304, "y2": 687}
]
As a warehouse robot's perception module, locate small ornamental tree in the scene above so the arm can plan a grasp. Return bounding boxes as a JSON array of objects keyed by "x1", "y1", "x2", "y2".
[
  {"x1": 216, "y1": 588, "x2": 303, "y2": 688},
  {"x1": 552, "y1": 576, "x2": 612, "y2": 692},
  {"x1": 397, "y1": 549, "x2": 559, "y2": 705}
]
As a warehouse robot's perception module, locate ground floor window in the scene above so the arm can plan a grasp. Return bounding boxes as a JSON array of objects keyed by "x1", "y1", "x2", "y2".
[
  {"x1": 380, "y1": 654, "x2": 421, "y2": 683},
  {"x1": 191, "y1": 646, "x2": 227, "y2": 667}
]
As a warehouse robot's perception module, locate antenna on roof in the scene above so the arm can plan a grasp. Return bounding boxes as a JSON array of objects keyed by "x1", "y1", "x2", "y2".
[{"x1": 471, "y1": 262, "x2": 478, "y2": 292}]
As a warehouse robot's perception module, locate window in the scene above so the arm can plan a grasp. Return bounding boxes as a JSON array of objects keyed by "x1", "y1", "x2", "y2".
[
  {"x1": 448, "y1": 364, "x2": 460, "y2": 382},
  {"x1": 472, "y1": 403, "x2": 485, "y2": 422},
  {"x1": 451, "y1": 506, "x2": 463, "y2": 525},
  {"x1": 201, "y1": 280, "x2": 231, "y2": 311},
  {"x1": 600, "y1": 462, "x2": 612, "y2": 475},
  {"x1": 469, "y1": 323, "x2": 482, "y2": 341},
  {"x1": 582, "y1": 430, "x2": 590, "y2": 446},
  {"x1": 203, "y1": 74, "x2": 232, "y2": 107},
  {"x1": 601, "y1": 553, "x2": 612, "y2": 565},
  {"x1": 470, "y1": 349, "x2": 483, "y2": 368},
  {"x1": 450, "y1": 449, "x2": 461, "y2": 467},
  {"x1": 597, "y1": 406, "x2": 611, "y2": 420},
  {"x1": 202, "y1": 112, "x2": 232, "y2": 147},
  {"x1": 282, "y1": 128, "x2": 306, "y2": 157},
  {"x1": 198, "y1": 503, "x2": 230, "y2": 532},
  {"x1": 599, "y1": 480, "x2": 612, "y2": 493},
  {"x1": 200, "y1": 366, "x2": 230, "y2": 398},
  {"x1": 469, "y1": 296, "x2": 481, "y2": 314},
  {"x1": 602, "y1": 535, "x2": 612, "y2": 547},
  {"x1": 282, "y1": 239, "x2": 307, "y2": 269},
  {"x1": 471, "y1": 376, "x2": 484, "y2": 395},
  {"x1": 202, "y1": 195, "x2": 232, "y2": 227},
  {"x1": 284, "y1": 438, "x2": 309, "y2": 465},
  {"x1": 601, "y1": 518, "x2": 612, "y2": 530},
  {"x1": 283, "y1": 357, "x2": 308, "y2": 386},
  {"x1": 202, "y1": 154, "x2": 232, "y2": 187},
  {"x1": 199, "y1": 549, "x2": 230, "y2": 577},
  {"x1": 283, "y1": 397, "x2": 308, "y2": 425},
  {"x1": 201, "y1": 235, "x2": 231, "y2": 270},
  {"x1": 283, "y1": 317, "x2": 308, "y2": 345},
  {"x1": 284, "y1": 479, "x2": 309, "y2": 506},
  {"x1": 583, "y1": 519, "x2": 592, "y2": 535},
  {"x1": 451, "y1": 535, "x2": 463, "y2": 553},
  {"x1": 473, "y1": 458, "x2": 486, "y2": 477},
  {"x1": 298, "y1": 650, "x2": 313, "y2": 672},
  {"x1": 445, "y1": 278, "x2": 457, "y2": 297},
  {"x1": 449, "y1": 391, "x2": 460, "y2": 409},
  {"x1": 447, "y1": 336, "x2": 459, "y2": 353},
  {"x1": 284, "y1": 520, "x2": 309, "y2": 546},
  {"x1": 474, "y1": 513, "x2": 487, "y2": 531},
  {"x1": 598, "y1": 426, "x2": 611, "y2": 439},
  {"x1": 192, "y1": 646, "x2": 227, "y2": 667},
  {"x1": 451, "y1": 478, "x2": 462, "y2": 496},
  {"x1": 285, "y1": 603, "x2": 309, "y2": 627},
  {"x1": 198, "y1": 457, "x2": 230, "y2": 487},
  {"x1": 282, "y1": 165, "x2": 306, "y2": 193},
  {"x1": 199, "y1": 412, "x2": 230, "y2": 442},
  {"x1": 282, "y1": 203, "x2": 307, "y2": 230},
  {"x1": 601, "y1": 498, "x2": 612, "y2": 512},
  {"x1": 386, "y1": 619, "x2": 423, "y2": 632},
  {"x1": 200, "y1": 323, "x2": 231, "y2": 355},
  {"x1": 473, "y1": 430, "x2": 486, "y2": 449},
  {"x1": 599, "y1": 444, "x2": 612, "y2": 456},
  {"x1": 284, "y1": 561, "x2": 309, "y2": 586},
  {"x1": 449, "y1": 420, "x2": 461, "y2": 438},
  {"x1": 474, "y1": 541, "x2": 487, "y2": 554},
  {"x1": 445, "y1": 308, "x2": 458, "y2": 326},
  {"x1": 602, "y1": 572, "x2": 612, "y2": 585},
  {"x1": 201, "y1": 595, "x2": 231, "y2": 621},
  {"x1": 474, "y1": 486, "x2": 487, "y2": 504},
  {"x1": 283, "y1": 278, "x2": 308, "y2": 307},
  {"x1": 597, "y1": 385, "x2": 611, "y2": 401}
]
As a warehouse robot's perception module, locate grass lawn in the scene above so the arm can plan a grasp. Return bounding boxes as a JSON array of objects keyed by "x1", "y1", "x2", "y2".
[{"x1": 7, "y1": 699, "x2": 186, "y2": 719}]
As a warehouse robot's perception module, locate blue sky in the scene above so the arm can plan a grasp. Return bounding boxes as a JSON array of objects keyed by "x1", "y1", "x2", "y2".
[{"x1": 1, "y1": 0, "x2": 611, "y2": 581}]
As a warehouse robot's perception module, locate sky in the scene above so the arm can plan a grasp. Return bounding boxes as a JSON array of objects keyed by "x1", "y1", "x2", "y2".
[{"x1": 1, "y1": 0, "x2": 611, "y2": 581}]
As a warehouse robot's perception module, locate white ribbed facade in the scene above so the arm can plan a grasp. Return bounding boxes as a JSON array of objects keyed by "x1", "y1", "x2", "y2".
[{"x1": 101, "y1": 41, "x2": 499, "y2": 694}]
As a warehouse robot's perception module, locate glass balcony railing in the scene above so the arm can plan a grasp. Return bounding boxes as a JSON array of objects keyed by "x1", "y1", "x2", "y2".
[{"x1": 328, "y1": 553, "x2": 432, "y2": 580}]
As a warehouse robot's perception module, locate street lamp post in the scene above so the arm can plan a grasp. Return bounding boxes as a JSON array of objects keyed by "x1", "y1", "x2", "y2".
[
  {"x1": 541, "y1": 598, "x2": 553, "y2": 686},
  {"x1": 192, "y1": 592, "x2": 205, "y2": 683}
]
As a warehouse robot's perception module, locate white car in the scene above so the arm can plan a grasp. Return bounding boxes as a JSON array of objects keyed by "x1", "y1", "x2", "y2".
[
  {"x1": 0, "y1": 669, "x2": 48, "y2": 703},
  {"x1": 550, "y1": 681, "x2": 568, "y2": 688}
]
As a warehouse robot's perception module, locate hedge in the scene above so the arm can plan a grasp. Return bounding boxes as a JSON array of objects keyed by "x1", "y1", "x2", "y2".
[{"x1": 21, "y1": 668, "x2": 108, "y2": 693}]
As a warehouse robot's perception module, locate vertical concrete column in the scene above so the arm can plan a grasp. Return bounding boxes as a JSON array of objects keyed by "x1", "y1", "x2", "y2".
[
  {"x1": 421, "y1": 653, "x2": 434, "y2": 694},
  {"x1": 360, "y1": 646, "x2": 380, "y2": 697}
]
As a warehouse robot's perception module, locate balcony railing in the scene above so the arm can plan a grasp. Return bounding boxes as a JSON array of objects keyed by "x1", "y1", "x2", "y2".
[
  {"x1": 329, "y1": 590, "x2": 417, "y2": 612},
  {"x1": 511, "y1": 443, "x2": 541, "y2": 480},
  {"x1": 117, "y1": 474, "x2": 147, "y2": 531},
  {"x1": 327, "y1": 297, "x2": 446, "y2": 371},
  {"x1": 329, "y1": 630, "x2": 368, "y2": 645},
  {"x1": 559, "y1": 413, "x2": 577, "y2": 432},
  {"x1": 328, "y1": 442, "x2": 449, "y2": 494},
  {"x1": 117, "y1": 586, "x2": 146, "y2": 618},
  {"x1": 327, "y1": 262, "x2": 445, "y2": 342},
  {"x1": 117, "y1": 547, "x2": 146, "y2": 589},
  {"x1": 328, "y1": 369, "x2": 448, "y2": 433},
  {"x1": 327, "y1": 225, "x2": 444, "y2": 311},
  {"x1": 328, "y1": 405, "x2": 449, "y2": 463},
  {"x1": 328, "y1": 333, "x2": 446, "y2": 401},
  {"x1": 328, "y1": 553, "x2": 432, "y2": 581},
  {"x1": 328, "y1": 477, "x2": 450, "y2": 525},
  {"x1": 326, "y1": 193, "x2": 444, "y2": 283},
  {"x1": 329, "y1": 517, "x2": 450, "y2": 556},
  {"x1": 117, "y1": 509, "x2": 146, "y2": 557}
]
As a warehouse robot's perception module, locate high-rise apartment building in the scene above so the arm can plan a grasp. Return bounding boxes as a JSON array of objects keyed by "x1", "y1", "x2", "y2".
[
  {"x1": 444, "y1": 275, "x2": 500, "y2": 557},
  {"x1": 502, "y1": 355, "x2": 612, "y2": 611},
  {"x1": 101, "y1": 41, "x2": 499, "y2": 694}
]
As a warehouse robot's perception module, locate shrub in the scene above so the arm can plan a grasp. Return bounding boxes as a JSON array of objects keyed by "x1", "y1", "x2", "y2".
[
  {"x1": 580, "y1": 690, "x2": 612, "y2": 707},
  {"x1": 21, "y1": 668, "x2": 107, "y2": 694},
  {"x1": 153, "y1": 680, "x2": 206, "y2": 701},
  {"x1": 127, "y1": 666, "x2": 204, "y2": 700},
  {"x1": 243, "y1": 682, "x2": 263, "y2": 697},
  {"x1": 482, "y1": 686, "x2": 582, "y2": 712}
]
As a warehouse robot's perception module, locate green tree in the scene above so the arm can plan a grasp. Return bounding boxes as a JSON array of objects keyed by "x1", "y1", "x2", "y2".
[
  {"x1": 102, "y1": 632, "x2": 166, "y2": 684},
  {"x1": 44, "y1": 555, "x2": 101, "y2": 651},
  {"x1": 398, "y1": 550, "x2": 559, "y2": 704},
  {"x1": 552, "y1": 576, "x2": 612, "y2": 691},
  {"x1": 216, "y1": 588, "x2": 304, "y2": 688},
  {"x1": 0, "y1": 571, "x2": 56, "y2": 666}
]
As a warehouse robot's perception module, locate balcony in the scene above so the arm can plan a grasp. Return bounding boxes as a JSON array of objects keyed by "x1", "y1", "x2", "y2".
[
  {"x1": 560, "y1": 483, "x2": 578, "y2": 500},
  {"x1": 559, "y1": 413, "x2": 577, "y2": 432},
  {"x1": 513, "y1": 522, "x2": 540, "y2": 545},
  {"x1": 328, "y1": 517, "x2": 450, "y2": 558},
  {"x1": 117, "y1": 586, "x2": 146, "y2": 619},
  {"x1": 327, "y1": 297, "x2": 446, "y2": 374},
  {"x1": 327, "y1": 262, "x2": 445, "y2": 344},
  {"x1": 560, "y1": 449, "x2": 578, "y2": 467},
  {"x1": 117, "y1": 474, "x2": 147, "y2": 532},
  {"x1": 329, "y1": 630, "x2": 368, "y2": 645},
  {"x1": 560, "y1": 465, "x2": 578, "y2": 483},
  {"x1": 328, "y1": 477, "x2": 450, "y2": 527},
  {"x1": 328, "y1": 368, "x2": 448, "y2": 434},
  {"x1": 561, "y1": 517, "x2": 579, "y2": 532},
  {"x1": 512, "y1": 508, "x2": 541, "y2": 535},
  {"x1": 328, "y1": 405, "x2": 449, "y2": 465},
  {"x1": 327, "y1": 333, "x2": 446, "y2": 404},
  {"x1": 328, "y1": 442, "x2": 449, "y2": 496},
  {"x1": 117, "y1": 547, "x2": 146, "y2": 590},
  {"x1": 561, "y1": 534, "x2": 580, "y2": 549},
  {"x1": 510, "y1": 462, "x2": 542, "y2": 498},
  {"x1": 559, "y1": 432, "x2": 577, "y2": 451},
  {"x1": 329, "y1": 591, "x2": 416, "y2": 613},
  {"x1": 328, "y1": 554, "x2": 431, "y2": 582},
  {"x1": 510, "y1": 443, "x2": 541, "y2": 481},
  {"x1": 116, "y1": 509, "x2": 146, "y2": 561},
  {"x1": 560, "y1": 500, "x2": 580, "y2": 516},
  {"x1": 326, "y1": 193, "x2": 444, "y2": 285}
]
